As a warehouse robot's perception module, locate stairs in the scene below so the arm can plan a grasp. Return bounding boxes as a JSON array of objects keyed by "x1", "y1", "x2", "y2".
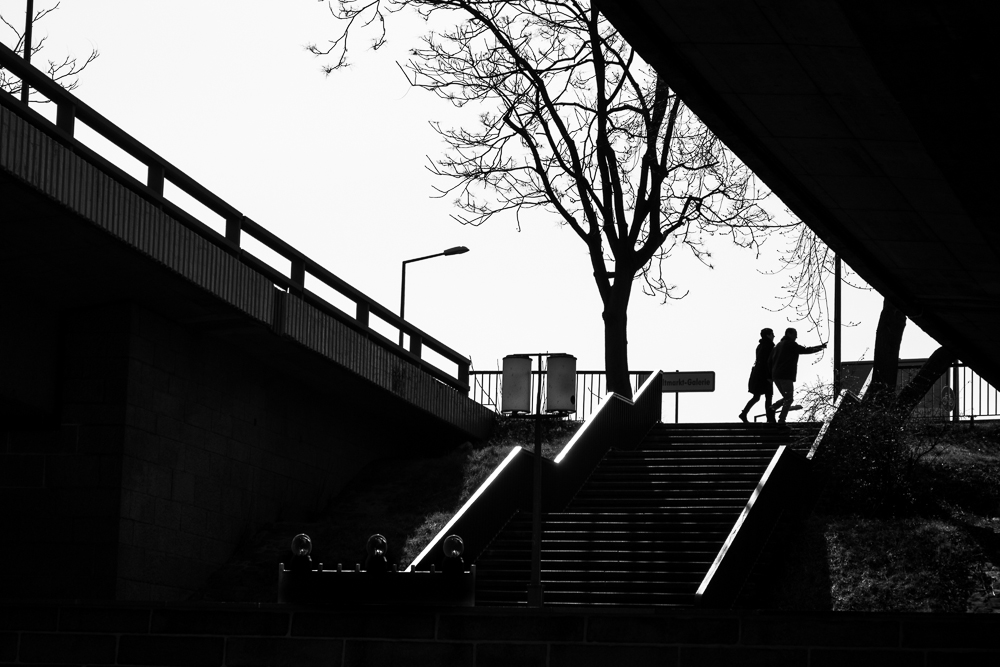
[{"x1": 474, "y1": 421, "x2": 821, "y2": 607}]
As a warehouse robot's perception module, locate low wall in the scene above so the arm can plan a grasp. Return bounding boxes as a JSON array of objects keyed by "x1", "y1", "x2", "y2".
[{"x1": 1, "y1": 602, "x2": 997, "y2": 666}]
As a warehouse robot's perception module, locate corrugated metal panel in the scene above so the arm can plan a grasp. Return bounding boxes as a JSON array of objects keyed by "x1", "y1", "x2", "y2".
[
  {"x1": 1, "y1": 105, "x2": 273, "y2": 325},
  {"x1": 282, "y1": 294, "x2": 493, "y2": 438}
]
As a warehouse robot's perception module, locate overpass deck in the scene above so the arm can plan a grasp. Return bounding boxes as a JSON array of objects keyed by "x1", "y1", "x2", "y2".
[{"x1": 0, "y1": 42, "x2": 491, "y2": 441}]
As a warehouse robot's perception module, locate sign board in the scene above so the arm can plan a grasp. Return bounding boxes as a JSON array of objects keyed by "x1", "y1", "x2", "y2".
[{"x1": 661, "y1": 371, "x2": 715, "y2": 393}]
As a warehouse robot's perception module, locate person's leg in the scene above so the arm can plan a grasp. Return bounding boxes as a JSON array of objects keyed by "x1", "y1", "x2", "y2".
[
  {"x1": 769, "y1": 385, "x2": 783, "y2": 418},
  {"x1": 740, "y1": 394, "x2": 760, "y2": 422},
  {"x1": 764, "y1": 390, "x2": 774, "y2": 422},
  {"x1": 774, "y1": 380, "x2": 794, "y2": 423}
]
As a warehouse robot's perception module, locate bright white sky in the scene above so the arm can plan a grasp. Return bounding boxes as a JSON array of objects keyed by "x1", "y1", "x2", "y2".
[{"x1": 1, "y1": 0, "x2": 940, "y2": 423}]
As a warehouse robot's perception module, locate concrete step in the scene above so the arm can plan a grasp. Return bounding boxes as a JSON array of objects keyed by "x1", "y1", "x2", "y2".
[{"x1": 470, "y1": 421, "x2": 820, "y2": 607}]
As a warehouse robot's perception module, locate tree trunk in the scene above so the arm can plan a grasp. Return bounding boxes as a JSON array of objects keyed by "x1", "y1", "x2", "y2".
[
  {"x1": 603, "y1": 292, "x2": 632, "y2": 399},
  {"x1": 865, "y1": 298, "x2": 907, "y2": 405},
  {"x1": 893, "y1": 347, "x2": 956, "y2": 421}
]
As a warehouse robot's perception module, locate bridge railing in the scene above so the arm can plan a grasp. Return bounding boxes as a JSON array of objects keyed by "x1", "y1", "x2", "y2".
[
  {"x1": 841, "y1": 359, "x2": 999, "y2": 422},
  {"x1": 0, "y1": 42, "x2": 470, "y2": 392},
  {"x1": 469, "y1": 370, "x2": 653, "y2": 421}
]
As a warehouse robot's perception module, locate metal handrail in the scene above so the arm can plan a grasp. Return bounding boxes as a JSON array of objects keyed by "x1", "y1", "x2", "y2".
[
  {"x1": 409, "y1": 371, "x2": 663, "y2": 573},
  {"x1": 840, "y1": 359, "x2": 999, "y2": 422},
  {"x1": 0, "y1": 41, "x2": 470, "y2": 391},
  {"x1": 952, "y1": 362, "x2": 999, "y2": 421},
  {"x1": 469, "y1": 370, "x2": 653, "y2": 420}
]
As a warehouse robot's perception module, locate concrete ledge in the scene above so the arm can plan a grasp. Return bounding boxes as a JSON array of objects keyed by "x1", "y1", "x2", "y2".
[{"x1": 0, "y1": 602, "x2": 997, "y2": 666}]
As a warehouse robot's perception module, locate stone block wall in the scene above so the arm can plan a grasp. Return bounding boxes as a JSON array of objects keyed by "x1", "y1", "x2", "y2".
[
  {"x1": 116, "y1": 304, "x2": 391, "y2": 600},
  {"x1": 1, "y1": 301, "x2": 412, "y2": 602},
  {"x1": 1, "y1": 602, "x2": 998, "y2": 666},
  {"x1": 0, "y1": 304, "x2": 130, "y2": 600}
]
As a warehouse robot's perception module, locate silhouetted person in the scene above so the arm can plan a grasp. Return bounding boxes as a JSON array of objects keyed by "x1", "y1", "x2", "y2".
[
  {"x1": 739, "y1": 328, "x2": 775, "y2": 423},
  {"x1": 769, "y1": 327, "x2": 826, "y2": 424}
]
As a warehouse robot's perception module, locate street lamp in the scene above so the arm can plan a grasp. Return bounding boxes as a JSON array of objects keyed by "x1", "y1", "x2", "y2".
[
  {"x1": 399, "y1": 246, "x2": 469, "y2": 346},
  {"x1": 21, "y1": 0, "x2": 34, "y2": 104}
]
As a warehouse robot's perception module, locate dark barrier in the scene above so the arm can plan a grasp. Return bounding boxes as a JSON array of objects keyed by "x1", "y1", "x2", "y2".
[
  {"x1": 694, "y1": 446, "x2": 809, "y2": 607},
  {"x1": 3, "y1": 600, "x2": 998, "y2": 666},
  {"x1": 696, "y1": 387, "x2": 862, "y2": 607},
  {"x1": 278, "y1": 566, "x2": 476, "y2": 607}
]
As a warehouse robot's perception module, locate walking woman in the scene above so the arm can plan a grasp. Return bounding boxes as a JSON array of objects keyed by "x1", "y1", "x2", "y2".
[{"x1": 739, "y1": 328, "x2": 775, "y2": 423}]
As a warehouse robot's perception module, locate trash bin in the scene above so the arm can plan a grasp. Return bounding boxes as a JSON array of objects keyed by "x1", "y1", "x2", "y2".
[
  {"x1": 547, "y1": 353, "x2": 576, "y2": 413},
  {"x1": 502, "y1": 354, "x2": 532, "y2": 413}
]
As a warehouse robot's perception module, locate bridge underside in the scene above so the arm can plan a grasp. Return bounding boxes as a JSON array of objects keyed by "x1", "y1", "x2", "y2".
[
  {"x1": 1, "y1": 169, "x2": 475, "y2": 439},
  {"x1": 596, "y1": 0, "x2": 1000, "y2": 389},
  {"x1": 0, "y1": 102, "x2": 492, "y2": 601},
  {"x1": 1, "y1": 103, "x2": 491, "y2": 441}
]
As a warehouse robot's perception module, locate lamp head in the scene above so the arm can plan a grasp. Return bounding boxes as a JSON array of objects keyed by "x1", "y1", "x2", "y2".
[
  {"x1": 441, "y1": 534, "x2": 466, "y2": 574},
  {"x1": 366, "y1": 534, "x2": 387, "y2": 557},
  {"x1": 365, "y1": 534, "x2": 389, "y2": 574},
  {"x1": 289, "y1": 533, "x2": 314, "y2": 572},
  {"x1": 443, "y1": 246, "x2": 470, "y2": 256},
  {"x1": 442, "y1": 535, "x2": 464, "y2": 559},
  {"x1": 291, "y1": 533, "x2": 313, "y2": 557}
]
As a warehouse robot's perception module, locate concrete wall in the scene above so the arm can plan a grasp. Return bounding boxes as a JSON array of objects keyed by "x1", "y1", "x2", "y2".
[
  {"x1": 0, "y1": 304, "x2": 129, "y2": 600},
  {"x1": 1, "y1": 602, "x2": 997, "y2": 666},
  {"x1": 1, "y1": 301, "x2": 413, "y2": 602}
]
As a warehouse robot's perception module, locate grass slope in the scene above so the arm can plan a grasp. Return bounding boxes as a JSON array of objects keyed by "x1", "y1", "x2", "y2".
[{"x1": 769, "y1": 421, "x2": 1000, "y2": 612}]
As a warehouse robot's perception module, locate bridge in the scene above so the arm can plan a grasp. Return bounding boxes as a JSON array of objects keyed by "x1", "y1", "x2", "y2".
[
  {"x1": 0, "y1": 41, "x2": 492, "y2": 601},
  {"x1": 596, "y1": 0, "x2": 1000, "y2": 391}
]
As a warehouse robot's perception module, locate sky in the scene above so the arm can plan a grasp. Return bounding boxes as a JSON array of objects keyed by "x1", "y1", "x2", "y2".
[{"x1": 1, "y1": 0, "x2": 941, "y2": 423}]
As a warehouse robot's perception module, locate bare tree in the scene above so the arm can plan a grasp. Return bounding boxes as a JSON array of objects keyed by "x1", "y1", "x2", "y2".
[
  {"x1": 767, "y1": 222, "x2": 867, "y2": 342},
  {"x1": 774, "y1": 218, "x2": 955, "y2": 421},
  {"x1": 311, "y1": 0, "x2": 776, "y2": 397},
  {"x1": 0, "y1": 1, "x2": 98, "y2": 99}
]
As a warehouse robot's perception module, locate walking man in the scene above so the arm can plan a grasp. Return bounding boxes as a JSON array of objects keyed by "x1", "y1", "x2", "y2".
[
  {"x1": 769, "y1": 327, "x2": 827, "y2": 424},
  {"x1": 739, "y1": 328, "x2": 775, "y2": 423}
]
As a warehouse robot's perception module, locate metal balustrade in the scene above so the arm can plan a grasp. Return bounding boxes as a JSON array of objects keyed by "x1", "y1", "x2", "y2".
[
  {"x1": 469, "y1": 370, "x2": 653, "y2": 421},
  {"x1": 842, "y1": 359, "x2": 999, "y2": 422},
  {"x1": 0, "y1": 42, "x2": 470, "y2": 391},
  {"x1": 952, "y1": 362, "x2": 1000, "y2": 421}
]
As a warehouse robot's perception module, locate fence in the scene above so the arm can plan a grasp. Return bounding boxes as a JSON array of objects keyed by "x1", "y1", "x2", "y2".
[
  {"x1": 841, "y1": 360, "x2": 999, "y2": 421},
  {"x1": 951, "y1": 362, "x2": 1000, "y2": 420},
  {"x1": 0, "y1": 42, "x2": 470, "y2": 391},
  {"x1": 469, "y1": 370, "x2": 652, "y2": 421}
]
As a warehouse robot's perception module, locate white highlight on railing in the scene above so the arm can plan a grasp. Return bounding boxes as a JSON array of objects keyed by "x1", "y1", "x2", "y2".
[
  {"x1": 405, "y1": 445, "x2": 523, "y2": 573},
  {"x1": 695, "y1": 444, "x2": 786, "y2": 599}
]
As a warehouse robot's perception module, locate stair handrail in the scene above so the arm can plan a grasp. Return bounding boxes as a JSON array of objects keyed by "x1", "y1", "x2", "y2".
[
  {"x1": 547, "y1": 370, "x2": 662, "y2": 508},
  {"x1": 408, "y1": 371, "x2": 664, "y2": 572},
  {"x1": 694, "y1": 444, "x2": 808, "y2": 607},
  {"x1": 806, "y1": 388, "x2": 862, "y2": 461},
  {"x1": 806, "y1": 367, "x2": 872, "y2": 461},
  {"x1": 698, "y1": 381, "x2": 868, "y2": 607}
]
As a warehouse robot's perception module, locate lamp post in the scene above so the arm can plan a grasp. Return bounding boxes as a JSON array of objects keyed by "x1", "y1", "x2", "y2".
[
  {"x1": 399, "y1": 246, "x2": 469, "y2": 346},
  {"x1": 21, "y1": 0, "x2": 34, "y2": 104},
  {"x1": 834, "y1": 254, "x2": 842, "y2": 402},
  {"x1": 501, "y1": 352, "x2": 576, "y2": 607}
]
